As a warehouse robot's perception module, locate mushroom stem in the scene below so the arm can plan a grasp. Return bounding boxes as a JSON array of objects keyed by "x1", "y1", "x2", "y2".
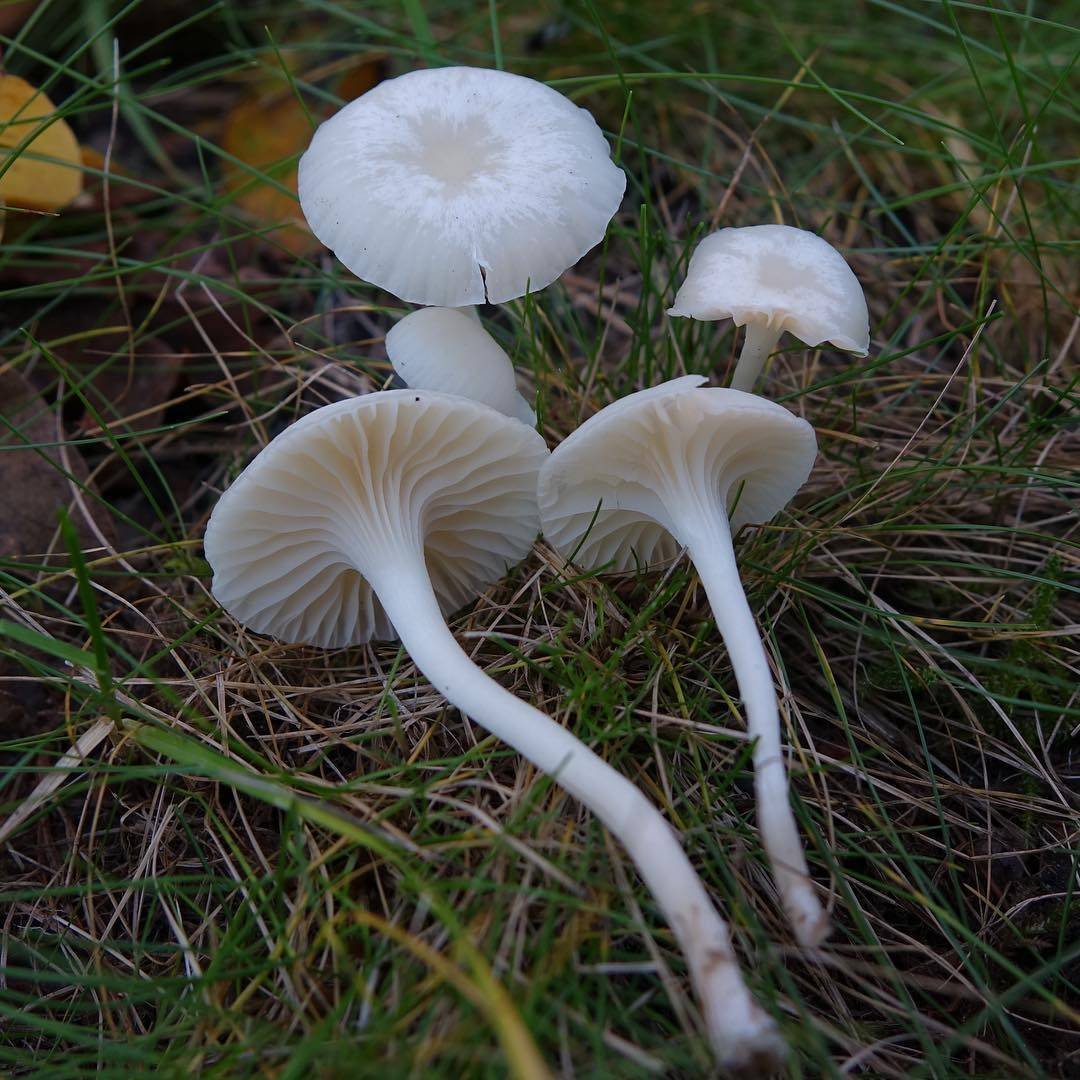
[
  {"x1": 369, "y1": 559, "x2": 788, "y2": 1071},
  {"x1": 731, "y1": 322, "x2": 782, "y2": 392},
  {"x1": 677, "y1": 507, "x2": 829, "y2": 948}
]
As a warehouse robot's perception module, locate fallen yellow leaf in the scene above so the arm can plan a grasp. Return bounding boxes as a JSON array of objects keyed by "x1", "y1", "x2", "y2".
[
  {"x1": 335, "y1": 58, "x2": 383, "y2": 102},
  {"x1": 221, "y1": 91, "x2": 317, "y2": 256},
  {"x1": 79, "y1": 145, "x2": 106, "y2": 171},
  {"x1": 0, "y1": 74, "x2": 82, "y2": 212},
  {"x1": 221, "y1": 59, "x2": 383, "y2": 257}
]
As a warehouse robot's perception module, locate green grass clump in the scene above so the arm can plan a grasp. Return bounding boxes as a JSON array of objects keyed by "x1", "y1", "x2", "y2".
[{"x1": 1, "y1": 1, "x2": 1077, "y2": 1076}]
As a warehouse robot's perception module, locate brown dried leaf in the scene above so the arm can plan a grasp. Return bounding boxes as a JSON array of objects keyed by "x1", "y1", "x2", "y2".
[
  {"x1": 0, "y1": 654, "x2": 64, "y2": 746},
  {"x1": 0, "y1": 3, "x2": 35, "y2": 35},
  {"x1": 32, "y1": 318, "x2": 184, "y2": 434},
  {"x1": 78, "y1": 337, "x2": 184, "y2": 435},
  {"x1": 0, "y1": 367, "x2": 114, "y2": 559}
]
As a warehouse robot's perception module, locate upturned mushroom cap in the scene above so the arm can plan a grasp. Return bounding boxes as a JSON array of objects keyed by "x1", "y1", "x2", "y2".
[
  {"x1": 385, "y1": 307, "x2": 535, "y2": 425},
  {"x1": 298, "y1": 66, "x2": 626, "y2": 306},
  {"x1": 667, "y1": 224, "x2": 869, "y2": 355},
  {"x1": 537, "y1": 377, "x2": 817, "y2": 570},
  {"x1": 204, "y1": 391, "x2": 548, "y2": 648}
]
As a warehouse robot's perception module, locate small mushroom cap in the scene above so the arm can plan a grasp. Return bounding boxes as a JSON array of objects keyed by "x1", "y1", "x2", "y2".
[
  {"x1": 205, "y1": 391, "x2": 548, "y2": 649},
  {"x1": 385, "y1": 307, "x2": 535, "y2": 426},
  {"x1": 538, "y1": 377, "x2": 817, "y2": 572},
  {"x1": 667, "y1": 224, "x2": 869, "y2": 355},
  {"x1": 298, "y1": 66, "x2": 626, "y2": 307}
]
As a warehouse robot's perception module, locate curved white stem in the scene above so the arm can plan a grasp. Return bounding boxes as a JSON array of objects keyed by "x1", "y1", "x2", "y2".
[
  {"x1": 370, "y1": 559, "x2": 787, "y2": 1071},
  {"x1": 731, "y1": 322, "x2": 782, "y2": 392},
  {"x1": 677, "y1": 508, "x2": 829, "y2": 948}
]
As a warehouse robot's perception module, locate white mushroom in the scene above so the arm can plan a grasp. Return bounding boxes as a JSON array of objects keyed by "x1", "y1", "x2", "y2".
[
  {"x1": 204, "y1": 389, "x2": 787, "y2": 1071},
  {"x1": 298, "y1": 66, "x2": 626, "y2": 307},
  {"x1": 538, "y1": 376, "x2": 829, "y2": 948},
  {"x1": 385, "y1": 307, "x2": 535, "y2": 426},
  {"x1": 668, "y1": 224, "x2": 869, "y2": 392}
]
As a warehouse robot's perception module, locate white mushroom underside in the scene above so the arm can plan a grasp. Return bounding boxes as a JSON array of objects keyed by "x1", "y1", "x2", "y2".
[
  {"x1": 538, "y1": 380, "x2": 817, "y2": 572},
  {"x1": 205, "y1": 392, "x2": 547, "y2": 648},
  {"x1": 385, "y1": 307, "x2": 535, "y2": 425},
  {"x1": 668, "y1": 224, "x2": 870, "y2": 354},
  {"x1": 298, "y1": 66, "x2": 626, "y2": 306}
]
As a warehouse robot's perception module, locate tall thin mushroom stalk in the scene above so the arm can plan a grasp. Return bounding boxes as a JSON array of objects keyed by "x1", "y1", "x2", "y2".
[
  {"x1": 204, "y1": 390, "x2": 788, "y2": 1071},
  {"x1": 538, "y1": 377, "x2": 830, "y2": 947}
]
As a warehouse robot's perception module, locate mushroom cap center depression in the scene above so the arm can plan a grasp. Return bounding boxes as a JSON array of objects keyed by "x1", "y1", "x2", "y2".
[
  {"x1": 668, "y1": 224, "x2": 870, "y2": 353},
  {"x1": 402, "y1": 117, "x2": 509, "y2": 190},
  {"x1": 737, "y1": 246, "x2": 851, "y2": 324},
  {"x1": 754, "y1": 252, "x2": 818, "y2": 297},
  {"x1": 297, "y1": 65, "x2": 626, "y2": 306}
]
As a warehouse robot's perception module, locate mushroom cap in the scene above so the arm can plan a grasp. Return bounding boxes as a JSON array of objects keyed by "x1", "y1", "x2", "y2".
[
  {"x1": 667, "y1": 225, "x2": 870, "y2": 355},
  {"x1": 385, "y1": 307, "x2": 535, "y2": 426},
  {"x1": 205, "y1": 391, "x2": 548, "y2": 649},
  {"x1": 298, "y1": 66, "x2": 625, "y2": 306},
  {"x1": 538, "y1": 377, "x2": 817, "y2": 572}
]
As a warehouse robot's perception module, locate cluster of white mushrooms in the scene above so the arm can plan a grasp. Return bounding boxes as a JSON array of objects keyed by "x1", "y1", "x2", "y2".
[{"x1": 205, "y1": 65, "x2": 870, "y2": 1072}]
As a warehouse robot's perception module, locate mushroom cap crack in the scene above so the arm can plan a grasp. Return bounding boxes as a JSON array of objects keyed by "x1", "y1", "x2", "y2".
[{"x1": 299, "y1": 66, "x2": 626, "y2": 306}]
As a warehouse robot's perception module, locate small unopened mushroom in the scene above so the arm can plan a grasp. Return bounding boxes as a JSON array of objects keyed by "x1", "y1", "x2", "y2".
[
  {"x1": 538, "y1": 376, "x2": 829, "y2": 947},
  {"x1": 205, "y1": 390, "x2": 787, "y2": 1070},
  {"x1": 298, "y1": 66, "x2": 625, "y2": 306},
  {"x1": 668, "y1": 224, "x2": 869, "y2": 392},
  {"x1": 385, "y1": 307, "x2": 535, "y2": 425}
]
